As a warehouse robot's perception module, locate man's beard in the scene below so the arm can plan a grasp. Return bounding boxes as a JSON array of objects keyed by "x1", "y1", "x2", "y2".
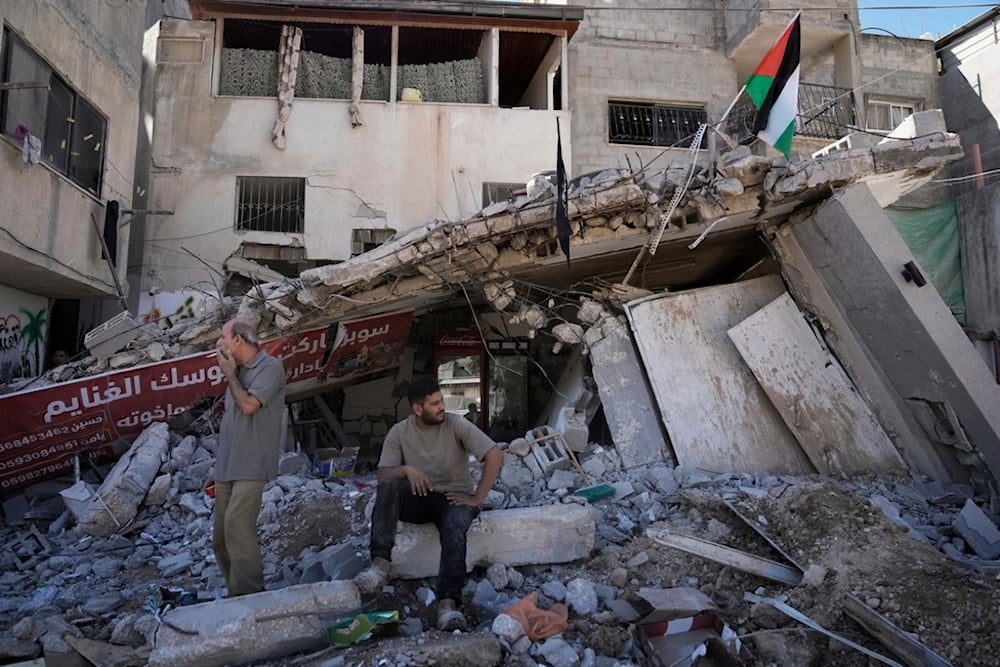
[{"x1": 418, "y1": 411, "x2": 445, "y2": 426}]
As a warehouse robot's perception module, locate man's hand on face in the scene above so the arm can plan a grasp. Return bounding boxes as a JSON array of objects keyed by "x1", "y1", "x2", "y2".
[
  {"x1": 404, "y1": 465, "x2": 433, "y2": 496},
  {"x1": 217, "y1": 347, "x2": 237, "y2": 377}
]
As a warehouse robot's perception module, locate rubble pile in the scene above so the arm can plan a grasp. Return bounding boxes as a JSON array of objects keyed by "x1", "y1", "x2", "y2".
[
  {"x1": 2, "y1": 421, "x2": 999, "y2": 666},
  {"x1": 10, "y1": 129, "x2": 962, "y2": 393}
]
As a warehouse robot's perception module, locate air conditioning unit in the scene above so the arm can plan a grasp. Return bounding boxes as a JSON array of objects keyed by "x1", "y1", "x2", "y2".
[{"x1": 84, "y1": 311, "x2": 144, "y2": 361}]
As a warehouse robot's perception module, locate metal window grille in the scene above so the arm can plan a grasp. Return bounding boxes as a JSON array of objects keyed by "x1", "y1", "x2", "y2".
[
  {"x1": 608, "y1": 101, "x2": 707, "y2": 147},
  {"x1": 235, "y1": 176, "x2": 305, "y2": 233},
  {"x1": 797, "y1": 83, "x2": 857, "y2": 138}
]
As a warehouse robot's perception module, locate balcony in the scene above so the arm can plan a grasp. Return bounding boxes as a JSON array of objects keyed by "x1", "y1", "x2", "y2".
[
  {"x1": 724, "y1": 82, "x2": 857, "y2": 146},
  {"x1": 724, "y1": 0, "x2": 856, "y2": 74}
]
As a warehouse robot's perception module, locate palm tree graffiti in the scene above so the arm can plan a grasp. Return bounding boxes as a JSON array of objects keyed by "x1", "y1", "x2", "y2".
[{"x1": 19, "y1": 307, "x2": 46, "y2": 377}]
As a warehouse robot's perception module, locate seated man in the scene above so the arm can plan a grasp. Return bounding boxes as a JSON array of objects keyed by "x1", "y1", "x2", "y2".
[{"x1": 354, "y1": 377, "x2": 503, "y2": 631}]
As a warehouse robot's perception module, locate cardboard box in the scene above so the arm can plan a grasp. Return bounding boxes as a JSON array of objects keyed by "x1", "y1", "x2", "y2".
[
  {"x1": 313, "y1": 447, "x2": 359, "y2": 477},
  {"x1": 633, "y1": 611, "x2": 750, "y2": 667},
  {"x1": 613, "y1": 588, "x2": 750, "y2": 667}
]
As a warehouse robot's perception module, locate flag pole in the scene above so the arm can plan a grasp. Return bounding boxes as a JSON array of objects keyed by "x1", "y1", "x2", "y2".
[{"x1": 715, "y1": 83, "x2": 747, "y2": 128}]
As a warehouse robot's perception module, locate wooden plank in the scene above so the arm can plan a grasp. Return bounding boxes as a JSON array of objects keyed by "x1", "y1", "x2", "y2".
[
  {"x1": 312, "y1": 396, "x2": 358, "y2": 447},
  {"x1": 723, "y1": 499, "x2": 804, "y2": 572},
  {"x1": 624, "y1": 276, "x2": 813, "y2": 475},
  {"x1": 843, "y1": 594, "x2": 953, "y2": 667},
  {"x1": 728, "y1": 293, "x2": 906, "y2": 475},
  {"x1": 650, "y1": 530, "x2": 803, "y2": 586}
]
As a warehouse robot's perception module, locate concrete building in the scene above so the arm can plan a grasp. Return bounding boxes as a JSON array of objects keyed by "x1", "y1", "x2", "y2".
[
  {"x1": 0, "y1": 0, "x2": 148, "y2": 383},
  {"x1": 936, "y1": 7, "x2": 1000, "y2": 380},
  {"x1": 137, "y1": 1, "x2": 943, "y2": 299},
  {"x1": 568, "y1": 0, "x2": 940, "y2": 173},
  {"x1": 937, "y1": 6, "x2": 1000, "y2": 196},
  {"x1": 134, "y1": 0, "x2": 583, "y2": 305}
]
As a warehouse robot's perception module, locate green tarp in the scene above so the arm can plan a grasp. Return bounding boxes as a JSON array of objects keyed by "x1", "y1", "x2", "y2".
[{"x1": 885, "y1": 202, "x2": 966, "y2": 325}]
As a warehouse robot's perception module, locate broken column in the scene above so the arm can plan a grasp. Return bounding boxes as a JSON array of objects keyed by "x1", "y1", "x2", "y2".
[
  {"x1": 149, "y1": 581, "x2": 360, "y2": 667},
  {"x1": 78, "y1": 422, "x2": 170, "y2": 536}
]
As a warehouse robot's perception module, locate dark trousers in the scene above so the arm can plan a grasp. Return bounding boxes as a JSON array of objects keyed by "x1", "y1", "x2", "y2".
[{"x1": 369, "y1": 478, "x2": 479, "y2": 601}]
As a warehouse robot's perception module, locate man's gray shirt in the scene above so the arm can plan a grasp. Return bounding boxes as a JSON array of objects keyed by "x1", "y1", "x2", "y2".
[
  {"x1": 378, "y1": 413, "x2": 496, "y2": 494},
  {"x1": 216, "y1": 350, "x2": 286, "y2": 482}
]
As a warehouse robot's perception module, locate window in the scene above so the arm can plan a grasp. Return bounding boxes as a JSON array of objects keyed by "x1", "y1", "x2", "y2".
[
  {"x1": 482, "y1": 182, "x2": 523, "y2": 208},
  {"x1": 866, "y1": 100, "x2": 916, "y2": 133},
  {"x1": 1, "y1": 28, "x2": 107, "y2": 194},
  {"x1": 609, "y1": 101, "x2": 706, "y2": 147},
  {"x1": 235, "y1": 176, "x2": 305, "y2": 233},
  {"x1": 351, "y1": 228, "x2": 395, "y2": 256}
]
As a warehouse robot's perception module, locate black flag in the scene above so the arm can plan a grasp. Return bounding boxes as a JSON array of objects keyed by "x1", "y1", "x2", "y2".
[{"x1": 555, "y1": 118, "x2": 570, "y2": 266}]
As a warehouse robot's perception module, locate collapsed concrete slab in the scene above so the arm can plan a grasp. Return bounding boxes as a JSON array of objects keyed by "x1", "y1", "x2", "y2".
[
  {"x1": 785, "y1": 183, "x2": 1000, "y2": 485},
  {"x1": 728, "y1": 293, "x2": 906, "y2": 475},
  {"x1": 388, "y1": 504, "x2": 595, "y2": 579},
  {"x1": 78, "y1": 422, "x2": 170, "y2": 537},
  {"x1": 624, "y1": 276, "x2": 815, "y2": 475},
  {"x1": 585, "y1": 315, "x2": 671, "y2": 469},
  {"x1": 148, "y1": 581, "x2": 360, "y2": 667}
]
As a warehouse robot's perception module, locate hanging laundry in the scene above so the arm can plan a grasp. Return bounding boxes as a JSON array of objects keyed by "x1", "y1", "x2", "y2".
[
  {"x1": 271, "y1": 25, "x2": 302, "y2": 149},
  {"x1": 22, "y1": 132, "x2": 41, "y2": 166}
]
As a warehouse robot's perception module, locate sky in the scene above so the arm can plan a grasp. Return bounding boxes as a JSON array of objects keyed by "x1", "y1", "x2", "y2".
[{"x1": 857, "y1": 1, "x2": 997, "y2": 39}]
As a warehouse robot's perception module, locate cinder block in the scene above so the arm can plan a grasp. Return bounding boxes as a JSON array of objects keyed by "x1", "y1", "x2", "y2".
[
  {"x1": 389, "y1": 504, "x2": 595, "y2": 578},
  {"x1": 531, "y1": 436, "x2": 570, "y2": 473}
]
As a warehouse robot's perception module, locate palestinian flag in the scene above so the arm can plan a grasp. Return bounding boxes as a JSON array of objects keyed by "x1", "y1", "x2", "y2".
[{"x1": 746, "y1": 14, "x2": 800, "y2": 157}]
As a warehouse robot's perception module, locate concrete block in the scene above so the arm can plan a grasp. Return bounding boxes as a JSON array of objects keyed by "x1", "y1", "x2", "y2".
[
  {"x1": 953, "y1": 499, "x2": 1000, "y2": 559},
  {"x1": 148, "y1": 581, "x2": 360, "y2": 667},
  {"x1": 880, "y1": 109, "x2": 946, "y2": 142},
  {"x1": 79, "y1": 423, "x2": 170, "y2": 537},
  {"x1": 389, "y1": 504, "x2": 595, "y2": 579},
  {"x1": 531, "y1": 436, "x2": 570, "y2": 473}
]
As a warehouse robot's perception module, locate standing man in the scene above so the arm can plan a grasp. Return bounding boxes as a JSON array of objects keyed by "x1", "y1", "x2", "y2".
[
  {"x1": 354, "y1": 377, "x2": 503, "y2": 631},
  {"x1": 204, "y1": 318, "x2": 286, "y2": 597}
]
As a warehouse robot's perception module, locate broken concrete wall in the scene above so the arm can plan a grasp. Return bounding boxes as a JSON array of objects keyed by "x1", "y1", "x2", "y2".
[
  {"x1": 727, "y1": 293, "x2": 906, "y2": 475},
  {"x1": 624, "y1": 276, "x2": 815, "y2": 475},
  {"x1": 783, "y1": 182, "x2": 1000, "y2": 486},
  {"x1": 768, "y1": 219, "x2": 957, "y2": 482},
  {"x1": 957, "y1": 182, "x2": 1000, "y2": 375},
  {"x1": 584, "y1": 315, "x2": 671, "y2": 469}
]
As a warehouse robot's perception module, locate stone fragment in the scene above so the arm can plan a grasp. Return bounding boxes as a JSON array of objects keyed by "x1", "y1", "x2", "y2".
[
  {"x1": 149, "y1": 582, "x2": 360, "y2": 667},
  {"x1": 566, "y1": 578, "x2": 598, "y2": 615},
  {"x1": 388, "y1": 505, "x2": 594, "y2": 579},
  {"x1": 953, "y1": 499, "x2": 1000, "y2": 559}
]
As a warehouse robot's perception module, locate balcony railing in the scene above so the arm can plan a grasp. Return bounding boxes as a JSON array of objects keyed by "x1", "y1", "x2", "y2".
[{"x1": 724, "y1": 82, "x2": 857, "y2": 146}]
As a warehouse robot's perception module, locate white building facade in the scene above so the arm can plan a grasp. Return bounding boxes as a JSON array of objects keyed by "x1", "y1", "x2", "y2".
[{"x1": 135, "y1": 0, "x2": 582, "y2": 298}]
